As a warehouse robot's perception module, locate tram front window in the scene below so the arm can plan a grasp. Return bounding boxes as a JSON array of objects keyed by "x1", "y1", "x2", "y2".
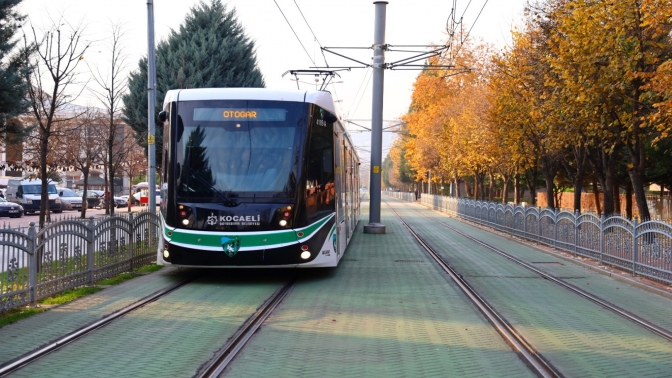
[{"x1": 176, "y1": 100, "x2": 305, "y2": 202}]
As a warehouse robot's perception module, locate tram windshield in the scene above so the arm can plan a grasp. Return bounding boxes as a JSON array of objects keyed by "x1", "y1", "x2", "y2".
[{"x1": 175, "y1": 100, "x2": 306, "y2": 202}]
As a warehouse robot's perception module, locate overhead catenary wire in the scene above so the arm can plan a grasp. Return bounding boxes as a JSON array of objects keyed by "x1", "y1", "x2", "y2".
[
  {"x1": 349, "y1": 68, "x2": 373, "y2": 120},
  {"x1": 274, "y1": 0, "x2": 316, "y2": 67},
  {"x1": 290, "y1": 0, "x2": 350, "y2": 113},
  {"x1": 293, "y1": 0, "x2": 329, "y2": 68}
]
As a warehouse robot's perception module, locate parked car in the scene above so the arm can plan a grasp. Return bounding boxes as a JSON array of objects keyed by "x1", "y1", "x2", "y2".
[
  {"x1": 57, "y1": 187, "x2": 83, "y2": 210},
  {"x1": 92, "y1": 190, "x2": 128, "y2": 208},
  {"x1": 76, "y1": 190, "x2": 100, "y2": 209},
  {"x1": 0, "y1": 197, "x2": 23, "y2": 218},
  {"x1": 5, "y1": 179, "x2": 62, "y2": 214}
]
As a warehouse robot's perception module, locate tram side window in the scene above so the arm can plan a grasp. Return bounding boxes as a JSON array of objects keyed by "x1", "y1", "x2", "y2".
[{"x1": 305, "y1": 106, "x2": 335, "y2": 216}]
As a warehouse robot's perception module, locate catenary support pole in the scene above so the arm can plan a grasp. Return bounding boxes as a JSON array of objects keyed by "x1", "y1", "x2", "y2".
[
  {"x1": 147, "y1": 0, "x2": 157, "y2": 208},
  {"x1": 364, "y1": 1, "x2": 387, "y2": 234}
]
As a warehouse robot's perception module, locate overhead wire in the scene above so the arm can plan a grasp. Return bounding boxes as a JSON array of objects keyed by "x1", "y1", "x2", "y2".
[
  {"x1": 424, "y1": 0, "x2": 489, "y2": 100},
  {"x1": 293, "y1": 0, "x2": 329, "y2": 68},
  {"x1": 350, "y1": 68, "x2": 373, "y2": 121},
  {"x1": 292, "y1": 0, "x2": 349, "y2": 114},
  {"x1": 274, "y1": 0, "x2": 316, "y2": 67}
]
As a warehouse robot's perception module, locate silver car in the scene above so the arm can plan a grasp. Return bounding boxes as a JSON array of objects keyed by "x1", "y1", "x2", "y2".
[{"x1": 57, "y1": 187, "x2": 83, "y2": 210}]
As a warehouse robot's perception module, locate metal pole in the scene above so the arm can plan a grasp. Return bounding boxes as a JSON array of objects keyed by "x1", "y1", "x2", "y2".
[
  {"x1": 147, "y1": 0, "x2": 157, "y2": 208},
  {"x1": 364, "y1": 1, "x2": 387, "y2": 234}
]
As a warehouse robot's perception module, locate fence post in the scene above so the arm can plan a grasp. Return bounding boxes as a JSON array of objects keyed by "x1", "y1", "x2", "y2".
[
  {"x1": 599, "y1": 213, "x2": 605, "y2": 266},
  {"x1": 523, "y1": 207, "x2": 527, "y2": 240},
  {"x1": 574, "y1": 210, "x2": 579, "y2": 258},
  {"x1": 87, "y1": 216, "x2": 95, "y2": 284},
  {"x1": 632, "y1": 216, "x2": 638, "y2": 277},
  {"x1": 28, "y1": 222, "x2": 37, "y2": 306},
  {"x1": 554, "y1": 208, "x2": 559, "y2": 249},
  {"x1": 537, "y1": 207, "x2": 541, "y2": 243},
  {"x1": 129, "y1": 212, "x2": 135, "y2": 271}
]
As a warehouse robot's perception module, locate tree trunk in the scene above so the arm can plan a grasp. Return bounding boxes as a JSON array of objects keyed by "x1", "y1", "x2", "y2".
[
  {"x1": 592, "y1": 178, "x2": 602, "y2": 215},
  {"x1": 541, "y1": 159, "x2": 559, "y2": 209},
  {"x1": 108, "y1": 117, "x2": 116, "y2": 216},
  {"x1": 603, "y1": 162, "x2": 616, "y2": 217},
  {"x1": 586, "y1": 145, "x2": 617, "y2": 216},
  {"x1": 479, "y1": 172, "x2": 486, "y2": 201},
  {"x1": 502, "y1": 174, "x2": 510, "y2": 204},
  {"x1": 488, "y1": 171, "x2": 495, "y2": 202},
  {"x1": 525, "y1": 165, "x2": 538, "y2": 206},
  {"x1": 80, "y1": 169, "x2": 90, "y2": 219},
  {"x1": 514, "y1": 173, "x2": 521, "y2": 204},
  {"x1": 453, "y1": 171, "x2": 461, "y2": 198},
  {"x1": 613, "y1": 182, "x2": 621, "y2": 216},
  {"x1": 39, "y1": 136, "x2": 51, "y2": 228},
  {"x1": 473, "y1": 175, "x2": 480, "y2": 201},
  {"x1": 625, "y1": 181, "x2": 633, "y2": 220},
  {"x1": 628, "y1": 168, "x2": 650, "y2": 221}
]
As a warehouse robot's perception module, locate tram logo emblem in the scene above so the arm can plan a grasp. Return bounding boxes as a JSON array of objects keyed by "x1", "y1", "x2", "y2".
[
  {"x1": 207, "y1": 212, "x2": 261, "y2": 226},
  {"x1": 221, "y1": 236, "x2": 241, "y2": 257}
]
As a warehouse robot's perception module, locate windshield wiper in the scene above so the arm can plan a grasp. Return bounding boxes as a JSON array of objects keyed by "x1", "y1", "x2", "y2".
[{"x1": 182, "y1": 164, "x2": 240, "y2": 207}]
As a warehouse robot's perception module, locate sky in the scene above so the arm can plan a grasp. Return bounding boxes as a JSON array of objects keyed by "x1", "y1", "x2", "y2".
[{"x1": 18, "y1": 0, "x2": 528, "y2": 162}]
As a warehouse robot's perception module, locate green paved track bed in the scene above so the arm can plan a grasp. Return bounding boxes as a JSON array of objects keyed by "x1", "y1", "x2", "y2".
[
  {"x1": 392, "y1": 199, "x2": 672, "y2": 377},
  {"x1": 8, "y1": 274, "x2": 286, "y2": 378},
  {"x1": 421, "y1": 201, "x2": 672, "y2": 333},
  {"x1": 223, "y1": 205, "x2": 535, "y2": 378},
  {"x1": 0, "y1": 267, "x2": 187, "y2": 366}
]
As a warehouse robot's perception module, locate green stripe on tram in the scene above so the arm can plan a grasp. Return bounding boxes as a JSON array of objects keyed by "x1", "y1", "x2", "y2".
[{"x1": 164, "y1": 213, "x2": 334, "y2": 249}]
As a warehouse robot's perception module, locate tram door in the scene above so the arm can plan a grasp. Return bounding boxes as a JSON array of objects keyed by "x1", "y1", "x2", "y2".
[
  {"x1": 333, "y1": 132, "x2": 344, "y2": 256},
  {"x1": 344, "y1": 145, "x2": 351, "y2": 240}
]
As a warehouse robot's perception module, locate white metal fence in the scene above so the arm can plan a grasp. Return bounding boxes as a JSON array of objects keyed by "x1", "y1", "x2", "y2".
[
  {"x1": 385, "y1": 192, "x2": 672, "y2": 284},
  {"x1": 1, "y1": 211, "x2": 160, "y2": 313}
]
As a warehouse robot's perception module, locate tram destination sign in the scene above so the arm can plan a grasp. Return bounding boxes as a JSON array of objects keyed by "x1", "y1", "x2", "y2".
[{"x1": 194, "y1": 108, "x2": 286, "y2": 122}]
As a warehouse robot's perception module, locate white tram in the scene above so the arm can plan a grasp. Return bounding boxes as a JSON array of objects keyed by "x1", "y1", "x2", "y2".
[{"x1": 157, "y1": 88, "x2": 360, "y2": 267}]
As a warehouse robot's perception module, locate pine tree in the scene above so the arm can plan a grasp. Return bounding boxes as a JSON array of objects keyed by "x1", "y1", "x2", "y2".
[
  {"x1": 0, "y1": 0, "x2": 30, "y2": 137},
  {"x1": 122, "y1": 0, "x2": 265, "y2": 164}
]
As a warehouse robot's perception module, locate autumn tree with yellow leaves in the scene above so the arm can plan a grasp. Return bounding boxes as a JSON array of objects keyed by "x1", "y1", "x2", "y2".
[{"x1": 392, "y1": 0, "x2": 672, "y2": 217}]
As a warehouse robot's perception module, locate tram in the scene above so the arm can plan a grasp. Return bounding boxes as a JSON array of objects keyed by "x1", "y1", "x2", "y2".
[{"x1": 157, "y1": 88, "x2": 360, "y2": 267}]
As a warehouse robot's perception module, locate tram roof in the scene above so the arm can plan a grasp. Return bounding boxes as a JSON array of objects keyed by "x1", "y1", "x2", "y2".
[{"x1": 163, "y1": 88, "x2": 337, "y2": 114}]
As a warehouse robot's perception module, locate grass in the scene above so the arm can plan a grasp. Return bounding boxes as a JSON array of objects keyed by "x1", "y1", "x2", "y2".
[
  {"x1": 40, "y1": 286, "x2": 104, "y2": 305},
  {"x1": 137, "y1": 264, "x2": 163, "y2": 273},
  {"x1": 96, "y1": 272, "x2": 140, "y2": 286},
  {"x1": 0, "y1": 264, "x2": 163, "y2": 329},
  {"x1": 0, "y1": 307, "x2": 48, "y2": 328}
]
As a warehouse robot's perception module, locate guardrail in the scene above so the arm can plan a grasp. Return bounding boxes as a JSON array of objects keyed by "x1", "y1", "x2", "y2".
[
  {"x1": 1, "y1": 211, "x2": 160, "y2": 313},
  {"x1": 385, "y1": 192, "x2": 672, "y2": 284}
]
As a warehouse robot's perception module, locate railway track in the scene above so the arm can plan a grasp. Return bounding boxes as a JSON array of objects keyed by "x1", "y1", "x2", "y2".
[
  {"x1": 387, "y1": 198, "x2": 672, "y2": 377},
  {"x1": 0, "y1": 274, "x2": 296, "y2": 378},
  {"x1": 411, "y1": 205, "x2": 672, "y2": 343},
  {"x1": 386, "y1": 202, "x2": 561, "y2": 378},
  {"x1": 0, "y1": 277, "x2": 195, "y2": 377},
  {"x1": 195, "y1": 280, "x2": 296, "y2": 377}
]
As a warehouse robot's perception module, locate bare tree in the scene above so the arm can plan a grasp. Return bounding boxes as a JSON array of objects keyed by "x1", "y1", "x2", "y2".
[
  {"x1": 23, "y1": 19, "x2": 91, "y2": 228},
  {"x1": 60, "y1": 108, "x2": 105, "y2": 218},
  {"x1": 118, "y1": 128, "x2": 146, "y2": 212},
  {"x1": 88, "y1": 23, "x2": 128, "y2": 216}
]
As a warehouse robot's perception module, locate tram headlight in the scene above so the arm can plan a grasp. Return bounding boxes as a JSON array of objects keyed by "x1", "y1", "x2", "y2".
[
  {"x1": 300, "y1": 251, "x2": 311, "y2": 260},
  {"x1": 163, "y1": 250, "x2": 170, "y2": 259},
  {"x1": 182, "y1": 219, "x2": 189, "y2": 225},
  {"x1": 279, "y1": 220, "x2": 287, "y2": 227}
]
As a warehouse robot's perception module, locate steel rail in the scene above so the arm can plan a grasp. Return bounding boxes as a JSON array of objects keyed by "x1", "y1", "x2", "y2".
[
  {"x1": 195, "y1": 280, "x2": 296, "y2": 378},
  {"x1": 0, "y1": 277, "x2": 195, "y2": 377},
  {"x1": 386, "y1": 201, "x2": 560, "y2": 378},
  {"x1": 415, "y1": 207, "x2": 672, "y2": 343}
]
